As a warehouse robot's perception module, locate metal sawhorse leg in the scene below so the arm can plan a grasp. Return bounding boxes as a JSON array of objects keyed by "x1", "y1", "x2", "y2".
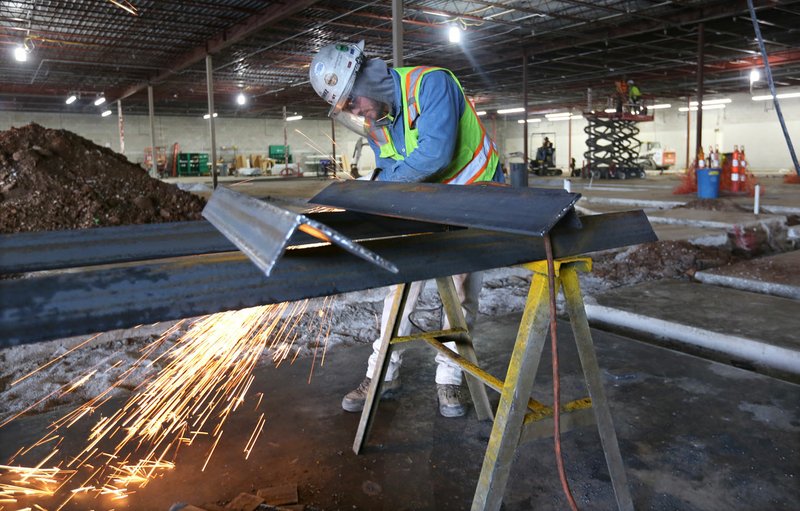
[
  {"x1": 353, "y1": 259, "x2": 634, "y2": 511},
  {"x1": 353, "y1": 275, "x2": 494, "y2": 454}
]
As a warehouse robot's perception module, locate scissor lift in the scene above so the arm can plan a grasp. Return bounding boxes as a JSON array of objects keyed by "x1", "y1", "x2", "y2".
[{"x1": 584, "y1": 111, "x2": 653, "y2": 179}]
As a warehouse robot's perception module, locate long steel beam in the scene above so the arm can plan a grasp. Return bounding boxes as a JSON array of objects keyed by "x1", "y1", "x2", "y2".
[
  {"x1": 0, "y1": 213, "x2": 450, "y2": 275},
  {"x1": 0, "y1": 211, "x2": 656, "y2": 348}
]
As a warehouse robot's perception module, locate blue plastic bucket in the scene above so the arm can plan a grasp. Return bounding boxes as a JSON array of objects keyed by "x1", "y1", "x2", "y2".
[{"x1": 697, "y1": 168, "x2": 720, "y2": 199}]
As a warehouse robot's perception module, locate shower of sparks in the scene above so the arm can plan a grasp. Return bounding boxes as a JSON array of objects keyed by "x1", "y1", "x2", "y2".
[
  {"x1": 1, "y1": 298, "x2": 334, "y2": 509},
  {"x1": 293, "y1": 128, "x2": 347, "y2": 177}
]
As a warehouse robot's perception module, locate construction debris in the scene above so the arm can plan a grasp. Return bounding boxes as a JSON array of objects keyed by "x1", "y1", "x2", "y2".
[
  {"x1": 225, "y1": 492, "x2": 265, "y2": 511},
  {"x1": 0, "y1": 123, "x2": 205, "y2": 233},
  {"x1": 256, "y1": 483, "x2": 299, "y2": 506}
]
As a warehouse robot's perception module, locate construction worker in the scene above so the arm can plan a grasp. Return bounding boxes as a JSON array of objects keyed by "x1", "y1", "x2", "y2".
[
  {"x1": 628, "y1": 79, "x2": 643, "y2": 114},
  {"x1": 309, "y1": 40, "x2": 504, "y2": 418},
  {"x1": 614, "y1": 80, "x2": 628, "y2": 113}
]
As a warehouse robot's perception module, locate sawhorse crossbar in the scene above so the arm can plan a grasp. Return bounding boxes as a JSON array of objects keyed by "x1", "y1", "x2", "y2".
[{"x1": 352, "y1": 258, "x2": 634, "y2": 511}]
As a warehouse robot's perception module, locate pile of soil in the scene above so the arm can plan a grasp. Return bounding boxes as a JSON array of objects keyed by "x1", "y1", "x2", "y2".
[{"x1": 0, "y1": 123, "x2": 205, "y2": 234}]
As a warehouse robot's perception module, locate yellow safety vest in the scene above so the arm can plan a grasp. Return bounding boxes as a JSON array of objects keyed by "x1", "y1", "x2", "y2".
[{"x1": 367, "y1": 66, "x2": 499, "y2": 184}]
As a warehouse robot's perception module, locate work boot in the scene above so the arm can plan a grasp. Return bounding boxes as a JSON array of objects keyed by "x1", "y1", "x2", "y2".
[
  {"x1": 436, "y1": 384, "x2": 467, "y2": 418},
  {"x1": 341, "y1": 377, "x2": 401, "y2": 413}
]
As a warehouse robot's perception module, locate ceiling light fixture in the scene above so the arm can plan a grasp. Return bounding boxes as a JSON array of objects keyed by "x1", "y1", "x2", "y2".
[
  {"x1": 497, "y1": 107, "x2": 525, "y2": 114},
  {"x1": 203, "y1": 113, "x2": 219, "y2": 119},
  {"x1": 236, "y1": 92, "x2": 246, "y2": 106},
  {"x1": 749, "y1": 69, "x2": 760, "y2": 84},
  {"x1": 286, "y1": 115, "x2": 303, "y2": 122},
  {"x1": 94, "y1": 96, "x2": 106, "y2": 106},
  {"x1": 517, "y1": 118, "x2": 542, "y2": 124},
  {"x1": 448, "y1": 25, "x2": 462, "y2": 43},
  {"x1": 689, "y1": 98, "x2": 731, "y2": 106},
  {"x1": 65, "y1": 94, "x2": 77, "y2": 105},
  {"x1": 649, "y1": 103, "x2": 672, "y2": 110},
  {"x1": 679, "y1": 104, "x2": 726, "y2": 112},
  {"x1": 752, "y1": 91, "x2": 800, "y2": 101},
  {"x1": 475, "y1": 111, "x2": 487, "y2": 116},
  {"x1": 101, "y1": 109, "x2": 112, "y2": 117},
  {"x1": 13, "y1": 45, "x2": 28, "y2": 62}
]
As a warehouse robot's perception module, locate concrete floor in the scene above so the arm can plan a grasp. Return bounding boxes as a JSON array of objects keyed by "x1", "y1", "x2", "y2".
[
  {"x1": 3, "y1": 172, "x2": 798, "y2": 510},
  {"x1": 2, "y1": 314, "x2": 797, "y2": 510}
]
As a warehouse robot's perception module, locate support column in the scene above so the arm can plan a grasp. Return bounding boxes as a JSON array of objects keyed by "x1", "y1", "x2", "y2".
[
  {"x1": 206, "y1": 54, "x2": 218, "y2": 189},
  {"x1": 147, "y1": 85, "x2": 157, "y2": 178},
  {"x1": 392, "y1": 0, "x2": 403, "y2": 67},
  {"x1": 568, "y1": 115, "x2": 572, "y2": 172},
  {"x1": 513, "y1": 51, "x2": 529, "y2": 188},
  {"x1": 685, "y1": 97, "x2": 691, "y2": 170},
  {"x1": 117, "y1": 100, "x2": 125, "y2": 156},
  {"x1": 331, "y1": 118, "x2": 337, "y2": 178},
  {"x1": 695, "y1": 23, "x2": 704, "y2": 162}
]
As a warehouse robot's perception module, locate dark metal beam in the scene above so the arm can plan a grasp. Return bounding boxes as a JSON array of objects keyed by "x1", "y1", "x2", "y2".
[
  {"x1": 311, "y1": 182, "x2": 579, "y2": 237},
  {"x1": 0, "y1": 211, "x2": 656, "y2": 347}
]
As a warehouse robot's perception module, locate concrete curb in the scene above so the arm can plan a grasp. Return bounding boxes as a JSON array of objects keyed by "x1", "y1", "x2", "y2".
[
  {"x1": 582, "y1": 197, "x2": 683, "y2": 209},
  {"x1": 694, "y1": 271, "x2": 800, "y2": 300},
  {"x1": 584, "y1": 303, "x2": 800, "y2": 377},
  {"x1": 764, "y1": 205, "x2": 800, "y2": 215},
  {"x1": 645, "y1": 214, "x2": 786, "y2": 229}
]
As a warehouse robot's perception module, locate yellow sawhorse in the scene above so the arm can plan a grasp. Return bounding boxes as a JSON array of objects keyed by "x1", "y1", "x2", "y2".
[{"x1": 352, "y1": 258, "x2": 633, "y2": 511}]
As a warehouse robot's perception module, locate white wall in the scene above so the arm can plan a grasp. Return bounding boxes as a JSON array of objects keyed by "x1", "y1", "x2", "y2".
[
  {"x1": 492, "y1": 89, "x2": 800, "y2": 172},
  {"x1": 2, "y1": 87, "x2": 797, "y2": 173}
]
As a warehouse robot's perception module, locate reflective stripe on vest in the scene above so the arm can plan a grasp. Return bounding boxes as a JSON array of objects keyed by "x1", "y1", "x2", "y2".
[{"x1": 369, "y1": 66, "x2": 498, "y2": 184}]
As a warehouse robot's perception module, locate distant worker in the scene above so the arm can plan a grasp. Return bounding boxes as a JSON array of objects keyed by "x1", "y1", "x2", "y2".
[
  {"x1": 614, "y1": 80, "x2": 628, "y2": 114},
  {"x1": 309, "y1": 40, "x2": 505, "y2": 418},
  {"x1": 628, "y1": 79, "x2": 643, "y2": 114},
  {"x1": 570, "y1": 157, "x2": 578, "y2": 177}
]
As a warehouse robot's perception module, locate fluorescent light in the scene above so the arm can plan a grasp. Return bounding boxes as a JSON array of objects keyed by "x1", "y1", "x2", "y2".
[
  {"x1": 650, "y1": 103, "x2": 672, "y2": 109},
  {"x1": 679, "y1": 104, "x2": 726, "y2": 112},
  {"x1": 203, "y1": 113, "x2": 219, "y2": 119},
  {"x1": 752, "y1": 91, "x2": 800, "y2": 101},
  {"x1": 422, "y1": 10, "x2": 450, "y2": 18},
  {"x1": 94, "y1": 96, "x2": 106, "y2": 106},
  {"x1": 689, "y1": 98, "x2": 730, "y2": 106},
  {"x1": 449, "y1": 25, "x2": 462, "y2": 43},
  {"x1": 750, "y1": 69, "x2": 760, "y2": 84},
  {"x1": 236, "y1": 92, "x2": 246, "y2": 105},
  {"x1": 286, "y1": 115, "x2": 303, "y2": 122},
  {"x1": 604, "y1": 108, "x2": 616, "y2": 113},
  {"x1": 547, "y1": 114, "x2": 582, "y2": 121},
  {"x1": 65, "y1": 95, "x2": 77, "y2": 105},
  {"x1": 476, "y1": 111, "x2": 487, "y2": 116},
  {"x1": 497, "y1": 107, "x2": 525, "y2": 114},
  {"x1": 13, "y1": 46, "x2": 28, "y2": 62},
  {"x1": 517, "y1": 118, "x2": 542, "y2": 124},
  {"x1": 101, "y1": 109, "x2": 112, "y2": 117}
]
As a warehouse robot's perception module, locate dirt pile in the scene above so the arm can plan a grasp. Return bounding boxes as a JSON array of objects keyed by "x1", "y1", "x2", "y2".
[
  {"x1": 592, "y1": 240, "x2": 736, "y2": 287},
  {"x1": 0, "y1": 123, "x2": 205, "y2": 234}
]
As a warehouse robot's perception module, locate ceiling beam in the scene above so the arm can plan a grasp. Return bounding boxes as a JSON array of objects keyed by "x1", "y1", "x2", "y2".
[{"x1": 116, "y1": 0, "x2": 320, "y2": 101}]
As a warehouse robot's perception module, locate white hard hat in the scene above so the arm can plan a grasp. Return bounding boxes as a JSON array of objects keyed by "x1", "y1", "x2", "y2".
[{"x1": 309, "y1": 41, "x2": 365, "y2": 117}]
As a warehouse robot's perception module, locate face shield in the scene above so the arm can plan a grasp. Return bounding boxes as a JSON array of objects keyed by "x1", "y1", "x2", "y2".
[
  {"x1": 331, "y1": 109, "x2": 370, "y2": 138},
  {"x1": 331, "y1": 95, "x2": 391, "y2": 138}
]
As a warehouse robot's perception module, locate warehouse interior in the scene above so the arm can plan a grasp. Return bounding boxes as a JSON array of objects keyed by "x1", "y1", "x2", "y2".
[{"x1": 1, "y1": 1, "x2": 799, "y2": 510}]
